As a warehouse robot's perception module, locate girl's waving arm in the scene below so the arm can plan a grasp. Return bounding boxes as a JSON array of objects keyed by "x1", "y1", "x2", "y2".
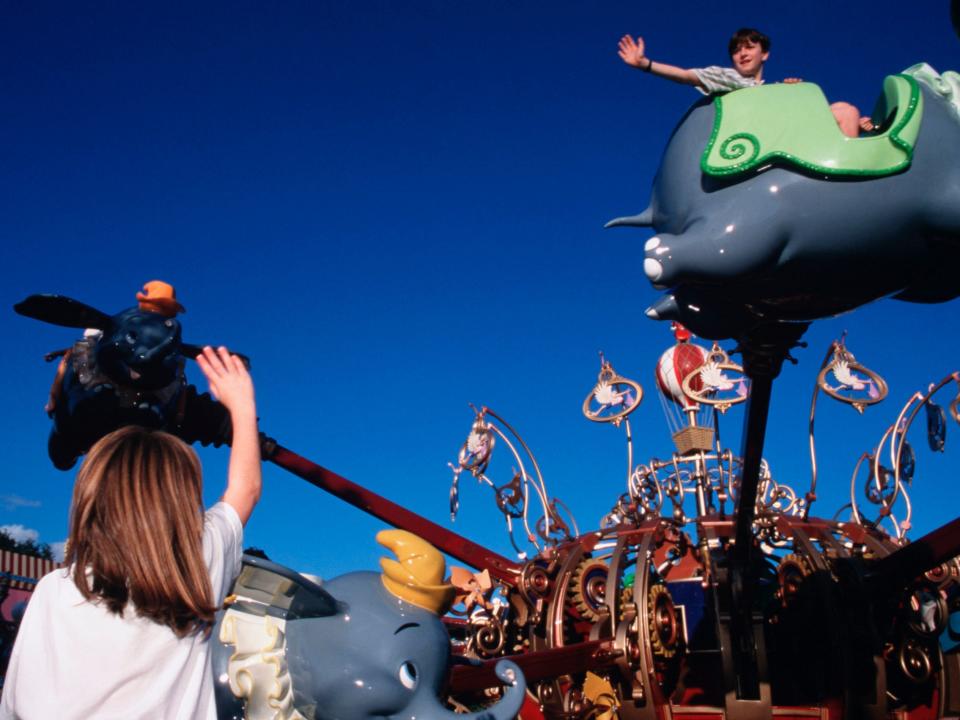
[{"x1": 197, "y1": 346, "x2": 261, "y2": 525}]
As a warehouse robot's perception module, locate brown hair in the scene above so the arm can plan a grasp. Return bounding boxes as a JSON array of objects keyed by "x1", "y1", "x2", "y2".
[
  {"x1": 728, "y1": 28, "x2": 770, "y2": 57},
  {"x1": 67, "y1": 426, "x2": 216, "y2": 637}
]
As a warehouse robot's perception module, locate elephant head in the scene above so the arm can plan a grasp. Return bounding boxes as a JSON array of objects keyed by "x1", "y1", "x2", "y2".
[{"x1": 214, "y1": 530, "x2": 527, "y2": 720}]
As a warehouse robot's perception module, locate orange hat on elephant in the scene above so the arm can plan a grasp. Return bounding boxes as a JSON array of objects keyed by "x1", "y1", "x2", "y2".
[{"x1": 136, "y1": 281, "x2": 186, "y2": 317}]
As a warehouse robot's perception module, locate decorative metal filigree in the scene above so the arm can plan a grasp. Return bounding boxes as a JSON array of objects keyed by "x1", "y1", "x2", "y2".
[
  {"x1": 816, "y1": 337, "x2": 888, "y2": 413},
  {"x1": 582, "y1": 354, "x2": 642, "y2": 426},
  {"x1": 623, "y1": 448, "x2": 805, "y2": 528},
  {"x1": 845, "y1": 371, "x2": 960, "y2": 539},
  {"x1": 680, "y1": 343, "x2": 749, "y2": 413},
  {"x1": 950, "y1": 378, "x2": 960, "y2": 424},
  {"x1": 848, "y1": 451, "x2": 909, "y2": 539},
  {"x1": 808, "y1": 335, "x2": 888, "y2": 518},
  {"x1": 584, "y1": 354, "x2": 645, "y2": 510},
  {"x1": 433, "y1": 327, "x2": 960, "y2": 718},
  {"x1": 448, "y1": 405, "x2": 577, "y2": 558}
]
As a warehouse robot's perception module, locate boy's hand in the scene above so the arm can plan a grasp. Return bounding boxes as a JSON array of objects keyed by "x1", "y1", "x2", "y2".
[
  {"x1": 618, "y1": 35, "x2": 647, "y2": 68},
  {"x1": 197, "y1": 346, "x2": 256, "y2": 419},
  {"x1": 859, "y1": 116, "x2": 876, "y2": 133},
  {"x1": 782, "y1": 77, "x2": 803, "y2": 84}
]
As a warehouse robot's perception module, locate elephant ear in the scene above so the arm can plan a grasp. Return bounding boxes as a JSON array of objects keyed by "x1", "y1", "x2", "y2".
[
  {"x1": 181, "y1": 343, "x2": 252, "y2": 369},
  {"x1": 14, "y1": 294, "x2": 114, "y2": 332}
]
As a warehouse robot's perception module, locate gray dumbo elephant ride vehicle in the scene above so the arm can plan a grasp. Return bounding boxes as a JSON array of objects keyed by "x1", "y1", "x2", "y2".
[
  {"x1": 212, "y1": 530, "x2": 527, "y2": 720},
  {"x1": 608, "y1": 63, "x2": 960, "y2": 339}
]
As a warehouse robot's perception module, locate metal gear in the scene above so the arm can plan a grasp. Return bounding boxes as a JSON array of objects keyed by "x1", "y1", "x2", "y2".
[
  {"x1": 776, "y1": 553, "x2": 812, "y2": 606},
  {"x1": 647, "y1": 584, "x2": 680, "y2": 659},
  {"x1": 570, "y1": 559, "x2": 610, "y2": 622}
]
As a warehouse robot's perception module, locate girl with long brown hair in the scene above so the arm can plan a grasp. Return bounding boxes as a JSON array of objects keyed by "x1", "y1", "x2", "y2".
[{"x1": 1, "y1": 346, "x2": 261, "y2": 720}]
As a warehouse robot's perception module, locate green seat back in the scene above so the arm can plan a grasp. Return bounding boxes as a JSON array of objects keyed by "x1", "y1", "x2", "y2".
[{"x1": 701, "y1": 75, "x2": 922, "y2": 178}]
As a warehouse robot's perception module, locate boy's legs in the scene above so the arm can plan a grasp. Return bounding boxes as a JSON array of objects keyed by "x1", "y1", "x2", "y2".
[{"x1": 830, "y1": 101, "x2": 861, "y2": 138}]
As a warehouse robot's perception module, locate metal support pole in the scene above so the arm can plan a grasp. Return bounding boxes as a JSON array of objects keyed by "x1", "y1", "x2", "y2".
[{"x1": 727, "y1": 321, "x2": 809, "y2": 707}]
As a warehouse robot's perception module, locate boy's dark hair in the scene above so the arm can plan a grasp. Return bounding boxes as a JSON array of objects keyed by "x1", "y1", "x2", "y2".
[{"x1": 728, "y1": 28, "x2": 770, "y2": 56}]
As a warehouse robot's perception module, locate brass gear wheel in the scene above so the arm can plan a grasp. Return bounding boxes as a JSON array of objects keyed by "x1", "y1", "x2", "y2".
[
  {"x1": 776, "y1": 553, "x2": 811, "y2": 606},
  {"x1": 620, "y1": 583, "x2": 634, "y2": 619},
  {"x1": 647, "y1": 584, "x2": 679, "y2": 659},
  {"x1": 570, "y1": 559, "x2": 609, "y2": 622}
]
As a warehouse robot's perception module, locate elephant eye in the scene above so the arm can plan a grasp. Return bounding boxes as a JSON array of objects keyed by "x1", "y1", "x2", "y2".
[{"x1": 398, "y1": 661, "x2": 418, "y2": 690}]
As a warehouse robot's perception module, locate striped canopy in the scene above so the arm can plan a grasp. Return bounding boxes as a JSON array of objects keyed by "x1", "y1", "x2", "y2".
[{"x1": 1, "y1": 550, "x2": 62, "y2": 591}]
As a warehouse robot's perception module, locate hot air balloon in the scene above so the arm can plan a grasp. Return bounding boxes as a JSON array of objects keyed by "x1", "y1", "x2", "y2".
[{"x1": 654, "y1": 323, "x2": 713, "y2": 450}]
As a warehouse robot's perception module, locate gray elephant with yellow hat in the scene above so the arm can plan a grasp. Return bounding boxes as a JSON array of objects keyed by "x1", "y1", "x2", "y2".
[{"x1": 213, "y1": 530, "x2": 526, "y2": 720}]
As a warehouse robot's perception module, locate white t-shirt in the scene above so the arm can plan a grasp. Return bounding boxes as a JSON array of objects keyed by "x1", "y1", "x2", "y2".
[
  {"x1": 0, "y1": 502, "x2": 242, "y2": 720},
  {"x1": 692, "y1": 66, "x2": 763, "y2": 95}
]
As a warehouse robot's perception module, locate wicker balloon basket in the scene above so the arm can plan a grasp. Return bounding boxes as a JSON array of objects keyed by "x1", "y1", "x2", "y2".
[{"x1": 672, "y1": 426, "x2": 715, "y2": 455}]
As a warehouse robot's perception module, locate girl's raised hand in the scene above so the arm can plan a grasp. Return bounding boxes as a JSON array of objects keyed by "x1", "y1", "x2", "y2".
[
  {"x1": 196, "y1": 346, "x2": 255, "y2": 419},
  {"x1": 198, "y1": 345, "x2": 262, "y2": 525}
]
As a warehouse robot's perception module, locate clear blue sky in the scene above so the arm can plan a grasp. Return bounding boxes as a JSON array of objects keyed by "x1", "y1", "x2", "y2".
[{"x1": 2, "y1": 1, "x2": 958, "y2": 579}]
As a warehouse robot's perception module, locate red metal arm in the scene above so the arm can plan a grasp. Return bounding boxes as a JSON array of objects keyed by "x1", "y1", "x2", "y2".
[{"x1": 266, "y1": 444, "x2": 521, "y2": 585}]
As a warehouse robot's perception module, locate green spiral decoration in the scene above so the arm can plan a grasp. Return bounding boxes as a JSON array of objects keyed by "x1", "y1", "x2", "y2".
[{"x1": 718, "y1": 132, "x2": 760, "y2": 166}]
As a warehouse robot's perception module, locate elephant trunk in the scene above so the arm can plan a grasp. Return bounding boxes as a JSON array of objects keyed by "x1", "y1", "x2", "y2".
[{"x1": 416, "y1": 660, "x2": 526, "y2": 720}]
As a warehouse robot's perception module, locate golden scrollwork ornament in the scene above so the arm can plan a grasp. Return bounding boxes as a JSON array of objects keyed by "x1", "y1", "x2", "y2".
[
  {"x1": 680, "y1": 343, "x2": 749, "y2": 413},
  {"x1": 816, "y1": 339, "x2": 887, "y2": 413},
  {"x1": 582, "y1": 353, "x2": 642, "y2": 426}
]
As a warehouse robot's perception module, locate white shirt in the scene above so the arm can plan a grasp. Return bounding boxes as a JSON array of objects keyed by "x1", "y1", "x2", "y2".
[
  {"x1": 0, "y1": 502, "x2": 242, "y2": 720},
  {"x1": 692, "y1": 66, "x2": 762, "y2": 95}
]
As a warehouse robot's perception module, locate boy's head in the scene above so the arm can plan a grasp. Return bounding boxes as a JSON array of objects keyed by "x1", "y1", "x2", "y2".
[{"x1": 728, "y1": 28, "x2": 770, "y2": 78}]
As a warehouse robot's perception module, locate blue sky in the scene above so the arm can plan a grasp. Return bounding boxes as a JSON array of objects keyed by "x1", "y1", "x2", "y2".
[{"x1": 2, "y1": 1, "x2": 958, "y2": 580}]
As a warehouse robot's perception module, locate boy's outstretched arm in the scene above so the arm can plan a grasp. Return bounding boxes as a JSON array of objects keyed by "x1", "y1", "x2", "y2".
[
  {"x1": 618, "y1": 35, "x2": 700, "y2": 86},
  {"x1": 197, "y1": 345, "x2": 262, "y2": 526}
]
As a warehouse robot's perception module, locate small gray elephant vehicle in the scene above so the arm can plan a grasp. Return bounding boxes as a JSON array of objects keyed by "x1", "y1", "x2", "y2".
[{"x1": 212, "y1": 530, "x2": 527, "y2": 720}]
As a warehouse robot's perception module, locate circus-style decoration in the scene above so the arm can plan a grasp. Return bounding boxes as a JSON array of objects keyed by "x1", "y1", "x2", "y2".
[{"x1": 447, "y1": 406, "x2": 578, "y2": 558}]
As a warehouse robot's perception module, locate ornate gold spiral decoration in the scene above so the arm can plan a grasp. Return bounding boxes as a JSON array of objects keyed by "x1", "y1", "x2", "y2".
[{"x1": 473, "y1": 615, "x2": 507, "y2": 658}]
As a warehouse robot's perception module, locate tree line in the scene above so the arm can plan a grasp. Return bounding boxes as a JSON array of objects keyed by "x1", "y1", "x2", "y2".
[{"x1": 0, "y1": 529, "x2": 53, "y2": 561}]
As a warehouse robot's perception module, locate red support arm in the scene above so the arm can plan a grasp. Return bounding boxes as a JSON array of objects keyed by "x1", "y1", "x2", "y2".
[{"x1": 267, "y1": 444, "x2": 521, "y2": 585}]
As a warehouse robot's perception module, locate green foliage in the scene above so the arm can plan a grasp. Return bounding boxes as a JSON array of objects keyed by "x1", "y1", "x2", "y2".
[{"x1": 0, "y1": 529, "x2": 53, "y2": 561}]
